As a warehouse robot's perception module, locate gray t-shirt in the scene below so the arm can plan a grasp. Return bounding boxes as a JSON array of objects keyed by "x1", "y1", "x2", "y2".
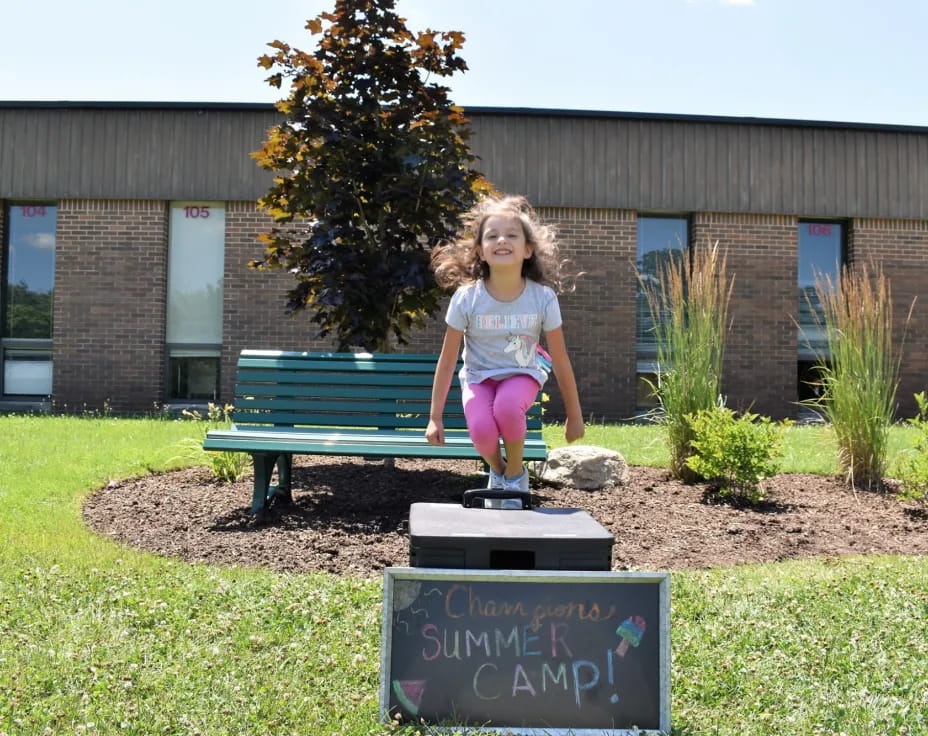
[{"x1": 445, "y1": 279, "x2": 562, "y2": 387}]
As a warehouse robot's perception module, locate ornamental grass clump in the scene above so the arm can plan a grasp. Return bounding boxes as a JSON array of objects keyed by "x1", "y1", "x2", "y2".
[
  {"x1": 804, "y1": 264, "x2": 911, "y2": 491},
  {"x1": 638, "y1": 240, "x2": 733, "y2": 480}
]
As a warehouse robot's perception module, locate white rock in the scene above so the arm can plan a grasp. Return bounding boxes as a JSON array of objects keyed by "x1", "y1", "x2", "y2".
[{"x1": 532, "y1": 445, "x2": 629, "y2": 490}]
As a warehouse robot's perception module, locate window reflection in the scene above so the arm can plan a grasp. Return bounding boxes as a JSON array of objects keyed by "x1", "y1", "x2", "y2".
[
  {"x1": 166, "y1": 203, "x2": 225, "y2": 402},
  {"x1": 798, "y1": 222, "x2": 843, "y2": 403},
  {"x1": 3, "y1": 205, "x2": 56, "y2": 340},
  {"x1": 166, "y1": 204, "x2": 225, "y2": 344},
  {"x1": 169, "y1": 354, "x2": 219, "y2": 401},
  {"x1": 797, "y1": 222, "x2": 842, "y2": 361},
  {"x1": 2, "y1": 204, "x2": 56, "y2": 396},
  {"x1": 636, "y1": 217, "x2": 687, "y2": 408}
]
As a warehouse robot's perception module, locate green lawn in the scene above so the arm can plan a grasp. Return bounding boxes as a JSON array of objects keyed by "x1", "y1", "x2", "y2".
[{"x1": 1, "y1": 416, "x2": 925, "y2": 735}]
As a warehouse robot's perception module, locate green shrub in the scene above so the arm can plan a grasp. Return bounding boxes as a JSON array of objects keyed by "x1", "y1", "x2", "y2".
[
  {"x1": 894, "y1": 391, "x2": 928, "y2": 505},
  {"x1": 686, "y1": 406, "x2": 792, "y2": 503},
  {"x1": 177, "y1": 403, "x2": 251, "y2": 482}
]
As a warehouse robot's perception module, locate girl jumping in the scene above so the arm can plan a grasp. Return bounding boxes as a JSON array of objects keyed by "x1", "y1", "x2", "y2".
[{"x1": 426, "y1": 195, "x2": 585, "y2": 492}]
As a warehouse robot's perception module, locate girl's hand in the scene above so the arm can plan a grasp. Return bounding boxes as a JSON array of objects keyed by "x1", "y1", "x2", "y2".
[
  {"x1": 564, "y1": 416, "x2": 585, "y2": 443},
  {"x1": 426, "y1": 419, "x2": 445, "y2": 446}
]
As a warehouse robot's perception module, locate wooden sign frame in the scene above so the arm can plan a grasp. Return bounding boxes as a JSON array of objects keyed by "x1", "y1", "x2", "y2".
[{"x1": 380, "y1": 568, "x2": 671, "y2": 735}]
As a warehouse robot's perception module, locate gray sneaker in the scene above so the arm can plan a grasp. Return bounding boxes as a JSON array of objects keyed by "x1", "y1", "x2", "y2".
[
  {"x1": 487, "y1": 468, "x2": 505, "y2": 489},
  {"x1": 502, "y1": 466, "x2": 530, "y2": 493}
]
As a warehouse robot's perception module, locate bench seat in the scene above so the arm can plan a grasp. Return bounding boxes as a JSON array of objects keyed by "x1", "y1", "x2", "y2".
[{"x1": 203, "y1": 350, "x2": 547, "y2": 512}]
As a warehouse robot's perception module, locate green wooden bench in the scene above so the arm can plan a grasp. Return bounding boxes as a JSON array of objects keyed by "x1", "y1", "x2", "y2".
[{"x1": 203, "y1": 350, "x2": 547, "y2": 513}]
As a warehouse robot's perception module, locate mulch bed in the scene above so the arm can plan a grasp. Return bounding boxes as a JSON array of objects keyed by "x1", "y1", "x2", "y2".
[{"x1": 82, "y1": 457, "x2": 928, "y2": 577}]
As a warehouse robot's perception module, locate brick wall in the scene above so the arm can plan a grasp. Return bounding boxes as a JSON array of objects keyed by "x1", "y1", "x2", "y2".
[
  {"x1": 538, "y1": 208, "x2": 638, "y2": 421},
  {"x1": 849, "y1": 218, "x2": 928, "y2": 418},
  {"x1": 219, "y1": 204, "x2": 639, "y2": 420},
  {"x1": 694, "y1": 213, "x2": 799, "y2": 418},
  {"x1": 403, "y1": 207, "x2": 643, "y2": 423},
  {"x1": 215, "y1": 208, "x2": 928, "y2": 422},
  {"x1": 54, "y1": 200, "x2": 167, "y2": 413},
  {"x1": 220, "y1": 203, "x2": 451, "y2": 405},
  {"x1": 220, "y1": 202, "x2": 339, "y2": 402},
  {"x1": 36, "y1": 200, "x2": 928, "y2": 422}
]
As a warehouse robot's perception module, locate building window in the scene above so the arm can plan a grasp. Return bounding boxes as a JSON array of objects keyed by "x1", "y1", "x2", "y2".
[
  {"x1": 636, "y1": 216, "x2": 688, "y2": 409},
  {"x1": 166, "y1": 203, "x2": 225, "y2": 402},
  {"x1": 2, "y1": 204, "x2": 56, "y2": 396},
  {"x1": 797, "y1": 221, "x2": 844, "y2": 401}
]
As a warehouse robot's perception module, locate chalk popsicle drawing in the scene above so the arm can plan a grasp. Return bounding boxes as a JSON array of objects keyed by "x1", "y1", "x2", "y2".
[
  {"x1": 615, "y1": 615, "x2": 647, "y2": 656},
  {"x1": 392, "y1": 679, "x2": 427, "y2": 716}
]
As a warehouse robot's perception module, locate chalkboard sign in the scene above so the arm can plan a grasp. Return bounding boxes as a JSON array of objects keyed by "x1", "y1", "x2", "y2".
[{"x1": 380, "y1": 568, "x2": 670, "y2": 735}]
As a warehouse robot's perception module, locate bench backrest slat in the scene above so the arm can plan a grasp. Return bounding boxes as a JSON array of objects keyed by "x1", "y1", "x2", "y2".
[
  {"x1": 232, "y1": 411, "x2": 473, "y2": 429},
  {"x1": 234, "y1": 383, "x2": 463, "y2": 401},
  {"x1": 238, "y1": 357, "x2": 447, "y2": 373},
  {"x1": 238, "y1": 398, "x2": 433, "y2": 414},
  {"x1": 230, "y1": 350, "x2": 544, "y2": 432},
  {"x1": 234, "y1": 370, "x2": 439, "y2": 387}
]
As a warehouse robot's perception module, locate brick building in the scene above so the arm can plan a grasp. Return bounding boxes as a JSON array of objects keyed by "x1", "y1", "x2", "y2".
[{"x1": 1, "y1": 102, "x2": 926, "y2": 419}]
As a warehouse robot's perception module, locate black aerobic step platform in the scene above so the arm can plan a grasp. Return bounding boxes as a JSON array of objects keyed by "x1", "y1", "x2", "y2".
[{"x1": 408, "y1": 503, "x2": 614, "y2": 571}]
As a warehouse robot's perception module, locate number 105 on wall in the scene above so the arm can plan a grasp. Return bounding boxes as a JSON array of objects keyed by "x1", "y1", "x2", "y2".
[{"x1": 183, "y1": 205, "x2": 210, "y2": 218}]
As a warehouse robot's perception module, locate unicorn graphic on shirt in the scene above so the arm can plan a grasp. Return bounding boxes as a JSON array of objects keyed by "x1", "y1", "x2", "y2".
[{"x1": 504, "y1": 334, "x2": 536, "y2": 367}]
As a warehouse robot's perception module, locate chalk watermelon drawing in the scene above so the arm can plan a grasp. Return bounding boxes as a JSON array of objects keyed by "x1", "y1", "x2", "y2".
[{"x1": 392, "y1": 679, "x2": 427, "y2": 716}]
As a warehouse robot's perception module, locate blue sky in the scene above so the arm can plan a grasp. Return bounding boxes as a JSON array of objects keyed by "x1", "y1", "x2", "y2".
[{"x1": 2, "y1": 0, "x2": 927, "y2": 127}]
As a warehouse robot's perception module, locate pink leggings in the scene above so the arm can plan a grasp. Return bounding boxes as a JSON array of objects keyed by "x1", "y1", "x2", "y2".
[{"x1": 462, "y1": 375, "x2": 540, "y2": 458}]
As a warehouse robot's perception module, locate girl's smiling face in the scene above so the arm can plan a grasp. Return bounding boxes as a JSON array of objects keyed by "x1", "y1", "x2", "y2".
[{"x1": 477, "y1": 214, "x2": 533, "y2": 270}]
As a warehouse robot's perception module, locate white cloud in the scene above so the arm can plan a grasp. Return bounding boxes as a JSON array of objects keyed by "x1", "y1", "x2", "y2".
[{"x1": 25, "y1": 233, "x2": 56, "y2": 250}]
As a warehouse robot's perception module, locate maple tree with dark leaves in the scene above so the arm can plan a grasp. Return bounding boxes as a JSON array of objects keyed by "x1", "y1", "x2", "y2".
[{"x1": 252, "y1": 0, "x2": 492, "y2": 350}]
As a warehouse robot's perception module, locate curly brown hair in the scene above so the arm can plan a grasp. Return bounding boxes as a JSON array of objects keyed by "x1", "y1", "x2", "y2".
[{"x1": 431, "y1": 195, "x2": 577, "y2": 292}]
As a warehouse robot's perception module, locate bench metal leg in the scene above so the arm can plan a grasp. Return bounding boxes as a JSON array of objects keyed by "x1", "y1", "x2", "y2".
[
  {"x1": 251, "y1": 453, "x2": 274, "y2": 513},
  {"x1": 275, "y1": 453, "x2": 293, "y2": 505},
  {"x1": 250, "y1": 452, "x2": 294, "y2": 513}
]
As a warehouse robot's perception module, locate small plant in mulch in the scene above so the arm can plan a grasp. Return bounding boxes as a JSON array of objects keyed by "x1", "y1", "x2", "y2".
[
  {"x1": 685, "y1": 406, "x2": 792, "y2": 505},
  {"x1": 894, "y1": 391, "x2": 928, "y2": 506},
  {"x1": 176, "y1": 403, "x2": 251, "y2": 482}
]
